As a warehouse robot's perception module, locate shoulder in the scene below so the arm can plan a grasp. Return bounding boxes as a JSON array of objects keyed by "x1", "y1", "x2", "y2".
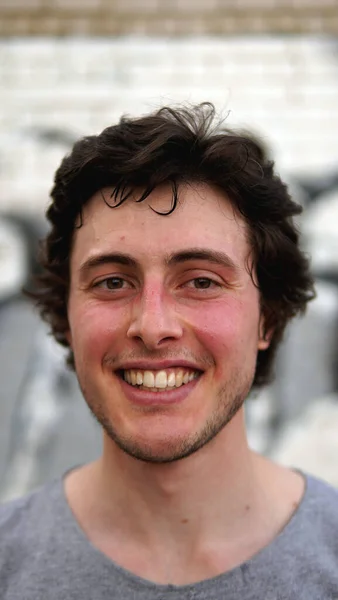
[
  {"x1": 1, "y1": 479, "x2": 61, "y2": 520},
  {"x1": 0, "y1": 480, "x2": 64, "y2": 558},
  {"x1": 303, "y1": 473, "x2": 338, "y2": 517},
  {"x1": 291, "y1": 472, "x2": 338, "y2": 553},
  {"x1": 0, "y1": 479, "x2": 86, "y2": 598}
]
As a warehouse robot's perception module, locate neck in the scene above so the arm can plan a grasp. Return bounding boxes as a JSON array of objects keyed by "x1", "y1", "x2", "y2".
[
  {"x1": 64, "y1": 409, "x2": 305, "y2": 584},
  {"x1": 69, "y1": 410, "x2": 274, "y2": 542}
]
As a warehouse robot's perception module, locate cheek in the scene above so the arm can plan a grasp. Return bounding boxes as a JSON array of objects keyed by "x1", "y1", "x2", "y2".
[
  {"x1": 68, "y1": 300, "x2": 127, "y2": 362},
  {"x1": 186, "y1": 297, "x2": 260, "y2": 358},
  {"x1": 188, "y1": 301, "x2": 241, "y2": 351}
]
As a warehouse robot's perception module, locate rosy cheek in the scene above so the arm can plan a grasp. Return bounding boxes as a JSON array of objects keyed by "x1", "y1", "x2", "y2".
[
  {"x1": 70, "y1": 301, "x2": 127, "y2": 355},
  {"x1": 186, "y1": 301, "x2": 240, "y2": 351}
]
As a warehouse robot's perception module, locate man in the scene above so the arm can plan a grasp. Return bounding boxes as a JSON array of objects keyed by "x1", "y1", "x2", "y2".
[{"x1": 1, "y1": 103, "x2": 337, "y2": 599}]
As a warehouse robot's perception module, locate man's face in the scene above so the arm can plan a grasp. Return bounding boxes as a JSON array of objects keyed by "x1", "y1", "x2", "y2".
[{"x1": 67, "y1": 183, "x2": 269, "y2": 463}]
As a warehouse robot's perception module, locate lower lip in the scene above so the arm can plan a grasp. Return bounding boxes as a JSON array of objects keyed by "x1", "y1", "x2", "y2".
[{"x1": 118, "y1": 375, "x2": 200, "y2": 407}]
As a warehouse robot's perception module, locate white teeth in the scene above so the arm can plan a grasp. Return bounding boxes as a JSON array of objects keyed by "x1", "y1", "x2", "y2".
[
  {"x1": 175, "y1": 371, "x2": 183, "y2": 387},
  {"x1": 143, "y1": 371, "x2": 155, "y2": 388},
  {"x1": 123, "y1": 368, "x2": 199, "y2": 390},
  {"x1": 155, "y1": 370, "x2": 168, "y2": 388},
  {"x1": 167, "y1": 372, "x2": 176, "y2": 387}
]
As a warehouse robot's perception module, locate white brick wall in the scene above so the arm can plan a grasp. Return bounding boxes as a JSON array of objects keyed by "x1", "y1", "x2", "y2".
[{"x1": 0, "y1": 36, "x2": 338, "y2": 213}]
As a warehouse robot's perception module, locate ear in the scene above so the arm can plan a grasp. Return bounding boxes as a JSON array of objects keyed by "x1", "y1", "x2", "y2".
[{"x1": 257, "y1": 315, "x2": 273, "y2": 351}]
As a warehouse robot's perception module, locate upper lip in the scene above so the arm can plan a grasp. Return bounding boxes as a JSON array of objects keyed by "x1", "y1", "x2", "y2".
[{"x1": 115, "y1": 360, "x2": 204, "y2": 372}]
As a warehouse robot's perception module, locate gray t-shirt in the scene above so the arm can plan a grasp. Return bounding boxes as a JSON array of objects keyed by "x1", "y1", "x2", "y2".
[{"x1": 0, "y1": 472, "x2": 338, "y2": 599}]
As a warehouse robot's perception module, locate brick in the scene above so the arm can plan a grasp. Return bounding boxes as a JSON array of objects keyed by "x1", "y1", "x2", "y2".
[
  {"x1": 0, "y1": 2, "x2": 337, "y2": 35},
  {"x1": 114, "y1": 0, "x2": 159, "y2": 12},
  {"x1": 1, "y1": 37, "x2": 338, "y2": 211},
  {"x1": 53, "y1": 0, "x2": 102, "y2": 7},
  {"x1": 0, "y1": 0, "x2": 41, "y2": 7}
]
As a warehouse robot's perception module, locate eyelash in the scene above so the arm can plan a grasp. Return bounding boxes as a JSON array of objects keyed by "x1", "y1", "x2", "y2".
[
  {"x1": 93, "y1": 276, "x2": 222, "y2": 292},
  {"x1": 94, "y1": 277, "x2": 131, "y2": 290},
  {"x1": 184, "y1": 277, "x2": 221, "y2": 290}
]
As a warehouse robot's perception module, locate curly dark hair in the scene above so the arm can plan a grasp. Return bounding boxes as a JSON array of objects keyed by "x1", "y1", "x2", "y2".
[{"x1": 33, "y1": 103, "x2": 315, "y2": 388}]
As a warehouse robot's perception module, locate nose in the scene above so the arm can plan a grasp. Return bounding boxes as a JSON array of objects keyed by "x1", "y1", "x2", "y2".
[{"x1": 126, "y1": 282, "x2": 183, "y2": 350}]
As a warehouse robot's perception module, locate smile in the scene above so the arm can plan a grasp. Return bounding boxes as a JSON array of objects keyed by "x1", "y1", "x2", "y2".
[{"x1": 122, "y1": 368, "x2": 200, "y2": 392}]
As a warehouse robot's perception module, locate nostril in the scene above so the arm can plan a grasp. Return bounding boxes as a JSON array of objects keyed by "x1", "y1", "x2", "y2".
[{"x1": 158, "y1": 336, "x2": 177, "y2": 345}]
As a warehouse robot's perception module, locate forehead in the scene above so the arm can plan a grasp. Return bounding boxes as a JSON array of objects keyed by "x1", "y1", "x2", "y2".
[{"x1": 71, "y1": 183, "x2": 250, "y2": 266}]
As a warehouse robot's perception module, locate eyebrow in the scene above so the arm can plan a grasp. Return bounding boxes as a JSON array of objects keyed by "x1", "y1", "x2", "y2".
[
  {"x1": 79, "y1": 253, "x2": 138, "y2": 278},
  {"x1": 79, "y1": 248, "x2": 239, "y2": 278},
  {"x1": 167, "y1": 248, "x2": 239, "y2": 272}
]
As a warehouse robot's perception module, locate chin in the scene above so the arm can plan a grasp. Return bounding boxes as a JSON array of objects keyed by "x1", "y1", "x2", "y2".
[
  {"x1": 103, "y1": 414, "x2": 227, "y2": 464},
  {"x1": 112, "y1": 436, "x2": 204, "y2": 464},
  {"x1": 108, "y1": 422, "x2": 199, "y2": 463}
]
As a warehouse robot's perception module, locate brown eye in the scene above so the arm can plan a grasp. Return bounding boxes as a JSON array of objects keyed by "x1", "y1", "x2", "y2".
[
  {"x1": 96, "y1": 277, "x2": 126, "y2": 290},
  {"x1": 106, "y1": 278, "x2": 124, "y2": 289},
  {"x1": 193, "y1": 278, "x2": 213, "y2": 289}
]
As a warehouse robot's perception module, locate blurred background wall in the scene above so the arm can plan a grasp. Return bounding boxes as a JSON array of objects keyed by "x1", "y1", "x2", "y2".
[{"x1": 0, "y1": 0, "x2": 337, "y2": 500}]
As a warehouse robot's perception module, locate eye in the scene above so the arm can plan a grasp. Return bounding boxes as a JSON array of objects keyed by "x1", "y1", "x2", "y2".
[
  {"x1": 95, "y1": 277, "x2": 130, "y2": 290},
  {"x1": 188, "y1": 277, "x2": 220, "y2": 289}
]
